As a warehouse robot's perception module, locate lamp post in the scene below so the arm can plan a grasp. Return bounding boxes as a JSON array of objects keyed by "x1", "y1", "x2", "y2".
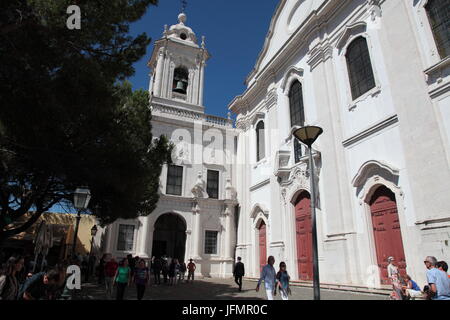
[
  {"x1": 71, "y1": 187, "x2": 91, "y2": 259},
  {"x1": 293, "y1": 125, "x2": 323, "y2": 300}
]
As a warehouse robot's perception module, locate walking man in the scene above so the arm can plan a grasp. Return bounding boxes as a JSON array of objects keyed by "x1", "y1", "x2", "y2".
[
  {"x1": 256, "y1": 256, "x2": 276, "y2": 300},
  {"x1": 233, "y1": 257, "x2": 245, "y2": 291},
  {"x1": 104, "y1": 255, "x2": 118, "y2": 299},
  {"x1": 187, "y1": 259, "x2": 196, "y2": 283}
]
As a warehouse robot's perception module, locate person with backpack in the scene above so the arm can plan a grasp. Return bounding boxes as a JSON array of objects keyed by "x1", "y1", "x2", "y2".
[
  {"x1": 20, "y1": 269, "x2": 60, "y2": 300},
  {"x1": 274, "y1": 261, "x2": 291, "y2": 300},
  {"x1": 233, "y1": 257, "x2": 245, "y2": 291},
  {"x1": 0, "y1": 256, "x2": 24, "y2": 300}
]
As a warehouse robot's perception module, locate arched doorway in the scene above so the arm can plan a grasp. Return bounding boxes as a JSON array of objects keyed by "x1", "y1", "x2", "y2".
[
  {"x1": 151, "y1": 213, "x2": 187, "y2": 262},
  {"x1": 258, "y1": 220, "x2": 267, "y2": 272},
  {"x1": 294, "y1": 191, "x2": 313, "y2": 281},
  {"x1": 369, "y1": 185, "x2": 406, "y2": 284}
]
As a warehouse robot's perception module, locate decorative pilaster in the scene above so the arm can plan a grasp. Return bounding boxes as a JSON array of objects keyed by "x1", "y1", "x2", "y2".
[{"x1": 191, "y1": 200, "x2": 202, "y2": 259}]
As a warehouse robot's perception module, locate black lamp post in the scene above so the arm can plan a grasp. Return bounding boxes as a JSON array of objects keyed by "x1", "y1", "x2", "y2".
[
  {"x1": 292, "y1": 125, "x2": 323, "y2": 300},
  {"x1": 71, "y1": 187, "x2": 91, "y2": 259}
]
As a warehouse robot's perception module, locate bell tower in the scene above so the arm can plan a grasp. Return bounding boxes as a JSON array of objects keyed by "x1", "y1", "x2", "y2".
[{"x1": 148, "y1": 12, "x2": 210, "y2": 112}]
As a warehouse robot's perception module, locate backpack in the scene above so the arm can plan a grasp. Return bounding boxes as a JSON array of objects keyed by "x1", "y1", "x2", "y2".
[{"x1": 17, "y1": 272, "x2": 45, "y2": 300}]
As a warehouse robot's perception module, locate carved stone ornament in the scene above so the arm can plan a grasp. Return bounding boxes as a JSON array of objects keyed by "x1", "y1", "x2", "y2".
[{"x1": 191, "y1": 171, "x2": 207, "y2": 198}]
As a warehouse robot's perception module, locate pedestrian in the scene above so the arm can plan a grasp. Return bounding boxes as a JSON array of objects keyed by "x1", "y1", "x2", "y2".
[
  {"x1": 153, "y1": 257, "x2": 162, "y2": 285},
  {"x1": 424, "y1": 256, "x2": 450, "y2": 300},
  {"x1": 275, "y1": 261, "x2": 291, "y2": 300},
  {"x1": 104, "y1": 255, "x2": 118, "y2": 299},
  {"x1": 256, "y1": 256, "x2": 276, "y2": 300},
  {"x1": 233, "y1": 257, "x2": 245, "y2": 291},
  {"x1": 162, "y1": 258, "x2": 169, "y2": 284},
  {"x1": 98, "y1": 254, "x2": 106, "y2": 285},
  {"x1": 387, "y1": 256, "x2": 405, "y2": 300},
  {"x1": 114, "y1": 258, "x2": 131, "y2": 300},
  {"x1": 436, "y1": 261, "x2": 450, "y2": 278},
  {"x1": 0, "y1": 256, "x2": 24, "y2": 300},
  {"x1": 127, "y1": 254, "x2": 135, "y2": 277},
  {"x1": 133, "y1": 259, "x2": 149, "y2": 300},
  {"x1": 187, "y1": 259, "x2": 196, "y2": 283},
  {"x1": 168, "y1": 259, "x2": 177, "y2": 286},
  {"x1": 81, "y1": 255, "x2": 89, "y2": 282},
  {"x1": 179, "y1": 261, "x2": 187, "y2": 283},
  {"x1": 19, "y1": 269, "x2": 60, "y2": 300},
  {"x1": 402, "y1": 274, "x2": 423, "y2": 299}
]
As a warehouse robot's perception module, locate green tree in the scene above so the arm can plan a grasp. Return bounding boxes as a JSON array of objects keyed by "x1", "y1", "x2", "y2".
[{"x1": 0, "y1": 0, "x2": 172, "y2": 244}]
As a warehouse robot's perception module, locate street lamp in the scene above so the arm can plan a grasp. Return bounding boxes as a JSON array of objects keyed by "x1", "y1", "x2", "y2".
[
  {"x1": 71, "y1": 187, "x2": 91, "y2": 259},
  {"x1": 292, "y1": 125, "x2": 323, "y2": 300}
]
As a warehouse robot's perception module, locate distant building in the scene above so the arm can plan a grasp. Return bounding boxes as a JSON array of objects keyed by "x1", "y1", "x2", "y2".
[
  {"x1": 104, "y1": 13, "x2": 239, "y2": 278},
  {"x1": 1, "y1": 212, "x2": 102, "y2": 265}
]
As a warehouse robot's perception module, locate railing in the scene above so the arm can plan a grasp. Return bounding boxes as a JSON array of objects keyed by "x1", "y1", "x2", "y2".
[{"x1": 152, "y1": 104, "x2": 233, "y2": 128}]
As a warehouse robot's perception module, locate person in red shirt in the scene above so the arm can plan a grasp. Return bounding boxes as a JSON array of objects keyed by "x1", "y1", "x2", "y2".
[
  {"x1": 187, "y1": 259, "x2": 196, "y2": 283},
  {"x1": 104, "y1": 254, "x2": 118, "y2": 299}
]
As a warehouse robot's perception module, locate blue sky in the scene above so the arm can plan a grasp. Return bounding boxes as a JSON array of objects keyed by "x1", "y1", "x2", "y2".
[{"x1": 127, "y1": 0, "x2": 279, "y2": 118}]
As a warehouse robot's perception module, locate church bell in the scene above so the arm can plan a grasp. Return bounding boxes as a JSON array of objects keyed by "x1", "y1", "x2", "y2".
[{"x1": 173, "y1": 80, "x2": 187, "y2": 94}]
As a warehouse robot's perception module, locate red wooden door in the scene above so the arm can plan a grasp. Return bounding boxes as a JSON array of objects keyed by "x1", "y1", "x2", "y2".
[
  {"x1": 295, "y1": 191, "x2": 313, "y2": 281},
  {"x1": 258, "y1": 221, "x2": 267, "y2": 272},
  {"x1": 370, "y1": 186, "x2": 407, "y2": 284}
]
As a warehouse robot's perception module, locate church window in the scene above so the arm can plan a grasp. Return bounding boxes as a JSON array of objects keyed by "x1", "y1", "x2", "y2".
[
  {"x1": 207, "y1": 170, "x2": 219, "y2": 199},
  {"x1": 166, "y1": 164, "x2": 183, "y2": 196},
  {"x1": 289, "y1": 80, "x2": 305, "y2": 163},
  {"x1": 425, "y1": 0, "x2": 450, "y2": 58},
  {"x1": 256, "y1": 121, "x2": 265, "y2": 162},
  {"x1": 289, "y1": 80, "x2": 305, "y2": 128},
  {"x1": 173, "y1": 67, "x2": 189, "y2": 94},
  {"x1": 294, "y1": 138, "x2": 303, "y2": 163},
  {"x1": 204, "y1": 230, "x2": 218, "y2": 254},
  {"x1": 345, "y1": 37, "x2": 376, "y2": 100},
  {"x1": 117, "y1": 224, "x2": 135, "y2": 251},
  {"x1": 180, "y1": 33, "x2": 187, "y2": 40}
]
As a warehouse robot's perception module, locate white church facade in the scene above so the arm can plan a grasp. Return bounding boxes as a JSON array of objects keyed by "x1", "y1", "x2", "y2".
[
  {"x1": 230, "y1": 0, "x2": 450, "y2": 288},
  {"x1": 103, "y1": 0, "x2": 450, "y2": 288},
  {"x1": 104, "y1": 12, "x2": 239, "y2": 278}
]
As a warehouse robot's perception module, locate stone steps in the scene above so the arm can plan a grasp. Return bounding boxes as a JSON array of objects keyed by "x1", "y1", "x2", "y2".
[{"x1": 244, "y1": 277, "x2": 391, "y2": 296}]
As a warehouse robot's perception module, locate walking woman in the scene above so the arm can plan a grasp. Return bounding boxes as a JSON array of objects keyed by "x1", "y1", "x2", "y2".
[
  {"x1": 275, "y1": 262, "x2": 291, "y2": 300},
  {"x1": 0, "y1": 256, "x2": 24, "y2": 300},
  {"x1": 133, "y1": 259, "x2": 149, "y2": 300},
  {"x1": 114, "y1": 258, "x2": 131, "y2": 300}
]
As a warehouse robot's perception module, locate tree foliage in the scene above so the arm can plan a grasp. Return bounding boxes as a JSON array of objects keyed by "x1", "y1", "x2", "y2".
[{"x1": 0, "y1": 0, "x2": 172, "y2": 243}]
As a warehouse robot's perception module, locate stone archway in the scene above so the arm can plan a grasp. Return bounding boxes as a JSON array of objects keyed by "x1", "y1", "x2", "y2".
[{"x1": 151, "y1": 213, "x2": 187, "y2": 262}]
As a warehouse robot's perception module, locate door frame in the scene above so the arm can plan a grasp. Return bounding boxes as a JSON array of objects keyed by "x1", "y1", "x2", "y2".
[
  {"x1": 360, "y1": 175, "x2": 409, "y2": 287},
  {"x1": 251, "y1": 209, "x2": 269, "y2": 277}
]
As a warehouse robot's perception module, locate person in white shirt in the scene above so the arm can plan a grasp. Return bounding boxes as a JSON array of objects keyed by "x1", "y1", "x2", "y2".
[{"x1": 256, "y1": 256, "x2": 276, "y2": 300}]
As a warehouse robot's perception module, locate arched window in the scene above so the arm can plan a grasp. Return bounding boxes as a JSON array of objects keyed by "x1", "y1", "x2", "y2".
[
  {"x1": 289, "y1": 81, "x2": 305, "y2": 163},
  {"x1": 173, "y1": 67, "x2": 189, "y2": 94},
  {"x1": 256, "y1": 121, "x2": 265, "y2": 162},
  {"x1": 425, "y1": 0, "x2": 450, "y2": 59},
  {"x1": 289, "y1": 80, "x2": 305, "y2": 128},
  {"x1": 345, "y1": 37, "x2": 375, "y2": 100}
]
